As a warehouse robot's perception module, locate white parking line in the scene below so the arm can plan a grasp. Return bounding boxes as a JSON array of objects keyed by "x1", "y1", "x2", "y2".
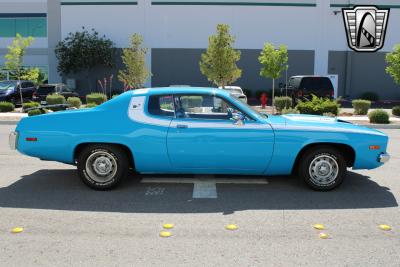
[{"x1": 140, "y1": 177, "x2": 268, "y2": 199}]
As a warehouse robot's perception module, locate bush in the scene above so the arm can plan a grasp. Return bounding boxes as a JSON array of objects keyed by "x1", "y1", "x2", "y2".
[
  {"x1": 67, "y1": 97, "x2": 82, "y2": 108},
  {"x1": 296, "y1": 95, "x2": 340, "y2": 115},
  {"x1": 46, "y1": 94, "x2": 66, "y2": 105},
  {"x1": 369, "y1": 109, "x2": 389, "y2": 124},
  {"x1": 392, "y1": 106, "x2": 400, "y2": 117},
  {"x1": 46, "y1": 94, "x2": 66, "y2": 111},
  {"x1": 281, "y1": 107, "x2": 299, "y2": 114},
  {"x1": 85, "y1": 103, "x2": 98, "y2": 108},
  {"x1": 86, "y1": 93, "x2": 107, "y2": 105},
  {"x1": 22, "y1": 102, "x2": 40, "y2": 112},
  {"x1": 274, "y1": 96, "x2": 292, "y2": 112},
  {"x1": 352, "y1": 99, "x2": 371, "y2": 115},
  {"x1": 28, "y1": 109, "x2": 46, "y2": 116},
  {"x1": 112, "y1": 94, "x2": 120, "y2": 99},
  {"x1": 360, "y1": 92, "x2": 379, "y2": 102},
  {"x1": 0, "y1": 101, "x2": 15, "y2": 112}
]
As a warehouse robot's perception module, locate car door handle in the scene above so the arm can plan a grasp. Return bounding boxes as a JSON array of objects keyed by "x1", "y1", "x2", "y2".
[{"x1": 176, "y1": 124, "x2": 188, "y2": 129}]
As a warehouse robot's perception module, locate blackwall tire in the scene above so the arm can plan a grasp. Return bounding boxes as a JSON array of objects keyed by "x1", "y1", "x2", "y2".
[
  {"x1": 77, "y1": 144, "x2": 129, "y2": 190},
  {"x1": 299, "y1": 146, "x2": 347, "y2": 191}
]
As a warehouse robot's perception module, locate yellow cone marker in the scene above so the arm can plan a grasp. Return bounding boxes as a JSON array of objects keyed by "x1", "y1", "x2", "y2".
[
  {"x1": 159, "y1": 231, "x2": 172, "y2": 237},
  {"x1": 379, "y1": 224, "x2": 392, "y2": 231},
  {"x1": 11, "y1": 227, "x2": 24, "y2": 234},
  {"x1": 313, "y1": 224, "x2": 325, "y2": 230},
  {"x1": 319, "y1": 233, "x2": 329, "y2": 239},
  {"x1": 163, "y1": 224, "x2": 174, "y2": 229},
  {"x1": 225, "y1": 224, "x2": 238, "y2": 231}
]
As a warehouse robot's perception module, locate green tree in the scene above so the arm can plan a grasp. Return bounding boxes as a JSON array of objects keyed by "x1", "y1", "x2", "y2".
[
  {"x1": 55, "y1": 27, "x2": 115, "y2": 90},
  {"x1": 258, "y1": 43, "x2": 288, "y2": 111},
  {"x1": 118, "y1": 33, "x2": 150, "y2": 89},
  {"x1": 200, "y1": 24, "x2": 242, "y2": 88},
  {"x1": 4, "y1": 34, "x2": 38, "y2": 105},
  {"x1": 386, "y1": 45, "x2": 400, "y2": 85}
]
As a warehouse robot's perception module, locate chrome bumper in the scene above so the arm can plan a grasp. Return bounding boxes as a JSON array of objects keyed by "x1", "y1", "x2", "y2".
[
  {"x1": 9, "y1": 131, "x2": 18, "y2": 150},
  {"x1": 378, "y1": 153, "x2": 390, "y2": 163}
]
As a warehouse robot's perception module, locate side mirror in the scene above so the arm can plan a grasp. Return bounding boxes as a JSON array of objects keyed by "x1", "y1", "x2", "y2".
[{"x1": 231, "y1": 112, "x2": 245, "y2": 125}]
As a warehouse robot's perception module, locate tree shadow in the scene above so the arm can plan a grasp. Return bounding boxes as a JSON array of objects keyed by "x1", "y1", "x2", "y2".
[{"x1": 0, "y1": 169, "x2": 396, "y2": 214}]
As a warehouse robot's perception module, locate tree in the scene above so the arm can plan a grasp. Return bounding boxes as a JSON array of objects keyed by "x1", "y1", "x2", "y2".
[
  {"x1": 258, "y1": 43, "x2": 288, "y2": 111},
  {"x1": 4, "y1": 33, "x2": 38, "y2": 105},
  {"x1": 386, "y1": 45, "x2": 400, "y2": 85},
  {"x1": 200, "y1": 24, "x2": 242, "y2": 88},
  {"x1": 55, "y1": 27, "x2": 115, "y2": 90},
  {"x1": 118, "y1": 33, "x2": 150, "y2": 89}
]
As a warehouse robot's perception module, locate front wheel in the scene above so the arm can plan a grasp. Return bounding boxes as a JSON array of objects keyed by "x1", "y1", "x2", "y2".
[
  {"x1": 77, "y1": 145, "x2": 129, "y2": 190},
  {"x1": 299, "y1": 146, "x2": 346, "y2": 191}
]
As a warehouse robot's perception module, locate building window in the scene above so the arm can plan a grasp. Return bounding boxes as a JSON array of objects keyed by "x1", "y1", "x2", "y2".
[{"x1": 0, "y1": 16, "x2": 47, "y2": 37}]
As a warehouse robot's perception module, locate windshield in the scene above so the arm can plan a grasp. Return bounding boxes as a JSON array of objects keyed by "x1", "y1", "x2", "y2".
[{"x1": 0, "y1": 81, "x2": 16, "y2": 91}]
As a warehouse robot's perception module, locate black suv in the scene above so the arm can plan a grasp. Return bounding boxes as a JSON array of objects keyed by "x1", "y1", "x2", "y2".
[
  {"x1": 0, "y1": 80, "x2": 36, "y2": 105},
  {"x1": 33, "y1": 84, "x2": 80, "y2": 104},
  {"x1": 287, "y1": 76, "x2": 334, "y2": 101}
]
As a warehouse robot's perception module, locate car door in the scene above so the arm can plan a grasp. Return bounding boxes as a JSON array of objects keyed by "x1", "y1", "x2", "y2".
[{"x1": 167, "y1": 94, "x2": 274, "y2": 174}]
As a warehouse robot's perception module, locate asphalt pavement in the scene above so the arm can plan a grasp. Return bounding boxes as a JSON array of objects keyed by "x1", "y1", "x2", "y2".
[{"x1": 0, "y1": 124, "x2": 399, "y2": 266}]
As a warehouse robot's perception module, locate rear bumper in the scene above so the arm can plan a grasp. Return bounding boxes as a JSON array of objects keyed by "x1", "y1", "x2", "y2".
[
  {"x1": 378, "y1": 152, "x2": 390, "y2": 163},
  {"x1": 9, "y1": 131, "x2": 18, "y2": 150}
]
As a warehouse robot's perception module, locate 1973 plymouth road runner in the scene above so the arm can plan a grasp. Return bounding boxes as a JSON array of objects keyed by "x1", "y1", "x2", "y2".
[{"x1": 9, "y1": 87, "x2": 390, "y2": 191}]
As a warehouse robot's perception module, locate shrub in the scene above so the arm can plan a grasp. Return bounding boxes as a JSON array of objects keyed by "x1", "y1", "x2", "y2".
[
  {"x1": 46, "y1": 94, "x2": 66, "y2": 105},
  {"x1": 296, "y1": 95, "x2": 340, "y2": 115},
  {"x1": 67, "y1": 97, "x2": 82, "y2": 108},
  {"x1": 86, "y1": 93, "x2": 107, "y2": 105},
  {"x1": 0, "y1": 101, "x2": 15, "y2": 112},
  {"x1": 85, "y1": 103, "x2": 98, "y2": 108},
  {"x1": 360, "y1": 92, "x2": 379, "y2": 102},
  {"x1": 392, "y1": 106, "x2": 400, "y2": 117},
  {"x1": 281, "y1": 107, "x2": 299, "y2": 114},
  {"x1": 46, "y1": 94, "x2": 66, "y2": 111},
  {"x1": 352, "y1": 99, "x2": 371, "y2": 115},
  {"x1": 274, "y1": 96, "x2": 292, "y2": 112},
  {"x1": 369, "y1": 109, "x2": 389, "y2": 124},
  {"x1": 22, "y1": 102, "x2": 40, "y2": 112},
  {"x1": 112, "y1": 94, "x2": 120, "y2": 99},
  {"x1": 28, "y1": 109, "x2": 46, "y2": 116}
]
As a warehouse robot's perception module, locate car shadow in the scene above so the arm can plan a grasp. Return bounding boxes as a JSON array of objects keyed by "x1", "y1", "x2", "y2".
[{"x1": 0, "y1": 169, "x2": 397, "y2": 214}]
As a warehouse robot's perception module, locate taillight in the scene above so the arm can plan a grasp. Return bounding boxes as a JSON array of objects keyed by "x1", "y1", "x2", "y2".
[{"x1": 331, "y1": 91, "x2": 334, "y2": 98}]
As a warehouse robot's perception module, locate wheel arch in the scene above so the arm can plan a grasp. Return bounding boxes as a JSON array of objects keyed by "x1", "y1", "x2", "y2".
[
  {"x1": 292, "y1": 142, "x2": 356, "y2": 174},
  {"x1": 73, "y1": 142, "x2": 135, "y2": 169}
]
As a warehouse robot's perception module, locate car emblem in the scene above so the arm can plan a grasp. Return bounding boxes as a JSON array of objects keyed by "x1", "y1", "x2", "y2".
[{"x1": 342, "y1": 5, "x2": 390, "y2": 52}]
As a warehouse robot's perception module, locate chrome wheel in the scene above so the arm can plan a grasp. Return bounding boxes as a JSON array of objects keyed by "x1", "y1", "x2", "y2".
[
  {"x1": 85, "y1": 151, "x2": 118, "y2": 183},
  {"x1": 308, "y1": 154, "x2": 339, "y2": 186}
]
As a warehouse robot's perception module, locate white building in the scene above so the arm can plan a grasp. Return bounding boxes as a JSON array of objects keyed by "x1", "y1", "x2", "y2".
[{"x1": 0, "y1": 0, "x2": 399, "y2": 98}]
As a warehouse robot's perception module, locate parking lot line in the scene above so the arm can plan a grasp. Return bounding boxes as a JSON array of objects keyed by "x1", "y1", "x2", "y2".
[{"x1": 140, "y1": 177, "x2": 268, "y2": 199}]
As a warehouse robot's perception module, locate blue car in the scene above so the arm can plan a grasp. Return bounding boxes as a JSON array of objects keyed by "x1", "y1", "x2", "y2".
[
  {"x1": 9, "y1": 87, "x2": 390, "y2": 191},
  {"x1": 0, "y1": 80, "x2": 36, "y2": 105}
]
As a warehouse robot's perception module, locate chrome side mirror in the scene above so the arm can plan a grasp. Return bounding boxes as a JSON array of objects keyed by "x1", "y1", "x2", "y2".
[{"x1": 231, "y1": 112, "x2": 245, "y2": 125}]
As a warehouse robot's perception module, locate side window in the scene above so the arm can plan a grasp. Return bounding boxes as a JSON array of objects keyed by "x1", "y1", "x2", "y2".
[
  {"x1": 21, "y1": 82, "x2": 27, "y2": 89},
  {"x1": 148, "y1": 95, "x2": 175, "y2": 117},
  {"x1": 175, "y1": 94, "x2": 244, "y2": 120}
]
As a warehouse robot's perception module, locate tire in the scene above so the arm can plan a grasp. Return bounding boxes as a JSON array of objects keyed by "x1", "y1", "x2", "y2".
[
  {"x1": 299, "y1": 146, "x2": 346, "y2": 191},
  {"x1": 77, "y1": 144, "x2": 129, "y2": 190}
]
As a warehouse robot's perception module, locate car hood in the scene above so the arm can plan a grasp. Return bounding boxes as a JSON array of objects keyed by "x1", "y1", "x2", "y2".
[{"x1": 266, "y1": 114, "x2": 386, "y2": 136}]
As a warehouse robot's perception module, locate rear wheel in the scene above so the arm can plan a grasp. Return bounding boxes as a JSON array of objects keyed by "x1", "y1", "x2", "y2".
[
  {"x1": 299, "y1": 146, "x2": 346, "y2": 191},
  {"x1": 77, "y1": 144, "x2": 129, "y2": 190}
]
